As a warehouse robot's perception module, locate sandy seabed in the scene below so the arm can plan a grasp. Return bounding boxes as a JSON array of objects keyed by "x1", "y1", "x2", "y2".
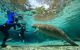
[
  {"x1": 0, "y1": 46, "x2": 80, "y2": 50},
  {"x1": 0, "y1": 40, "x2": 80, "y2": 50}
]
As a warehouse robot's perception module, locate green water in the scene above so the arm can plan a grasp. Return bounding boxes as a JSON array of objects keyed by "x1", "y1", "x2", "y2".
[{"x1": 0, "y1": 0, "x2": 80, "y2": 46}]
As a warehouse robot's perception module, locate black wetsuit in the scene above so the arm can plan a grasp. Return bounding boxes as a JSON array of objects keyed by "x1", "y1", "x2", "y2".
[
  {"x1": 19, "y1": 25, "x2": 26, "y2": 41},
  {"x1": 17, "y1": 16, "x2": 26, "y2": 42}
]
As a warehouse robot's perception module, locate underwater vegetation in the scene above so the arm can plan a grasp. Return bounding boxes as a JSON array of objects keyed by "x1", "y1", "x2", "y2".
[{"x1": 0, "y1": 0, "x2": 80, "y2": 46}]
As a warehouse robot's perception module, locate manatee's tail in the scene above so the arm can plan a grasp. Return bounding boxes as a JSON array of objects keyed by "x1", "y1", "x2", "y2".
[
  {"x1": 65, "y1": 37, "x2": 78, "y2": 46},
  {"x1": 60, "y1": 31, "x2": 79, "y2": 46}
]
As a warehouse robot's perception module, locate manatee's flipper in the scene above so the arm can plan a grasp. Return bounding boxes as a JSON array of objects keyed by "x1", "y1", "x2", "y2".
[{"x1": 65, "y1": 37, "x2": 78, "y2": 46}]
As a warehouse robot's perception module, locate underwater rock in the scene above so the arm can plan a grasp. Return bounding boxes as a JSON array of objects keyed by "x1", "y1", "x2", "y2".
[{"x1": 32, "y1": 24, "x2": 78, "y2": 46}]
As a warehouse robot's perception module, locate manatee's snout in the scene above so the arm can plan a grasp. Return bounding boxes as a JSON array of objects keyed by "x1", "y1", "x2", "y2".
[{"x1": 32, "y1": 24, "x2": 41, "y2": 29}]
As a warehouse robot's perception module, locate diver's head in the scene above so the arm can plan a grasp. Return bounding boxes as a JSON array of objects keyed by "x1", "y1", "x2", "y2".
[{"x1": 18, "y1": 15, "x2": 23, "y2": 20}]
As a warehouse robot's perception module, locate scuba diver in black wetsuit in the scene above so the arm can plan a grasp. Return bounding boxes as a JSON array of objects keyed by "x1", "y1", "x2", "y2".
[
  {"x1": 18, "y1": 23, "x2": 26, "y2": 42},
  {"x1": 16, "y1": 16, "x2": 27, "y2": 42},
  {"x1": 0, "y1": 10, "x2": 17, "y2": 47}
]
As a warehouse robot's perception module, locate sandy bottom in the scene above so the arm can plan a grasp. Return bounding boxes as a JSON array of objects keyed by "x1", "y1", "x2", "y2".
[
  {"x1": 0, "y1": 40, "x2": 80, "y2": 50},
  {"x1": 0, "y1": 46, "x2": 80, "y2": 50}
]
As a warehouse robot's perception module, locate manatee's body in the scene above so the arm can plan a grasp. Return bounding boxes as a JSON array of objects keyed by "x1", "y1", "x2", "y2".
[{"x1": 32, "y1": 24, "x2": 78, "y2": 46}]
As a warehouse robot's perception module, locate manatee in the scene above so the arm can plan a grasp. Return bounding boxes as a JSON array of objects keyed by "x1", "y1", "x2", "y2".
[{"x1": 32, "y1": 24, "x2": 78, "y2": 46}]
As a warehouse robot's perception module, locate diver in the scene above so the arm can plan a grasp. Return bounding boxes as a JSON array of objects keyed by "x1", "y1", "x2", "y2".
[
  {"x1": 18, "y1": 23, "x2": 26, "y2": 42},
  {"x1": 16, "y1": 16, "x2": 27, "y2": 42},
  {"x1": 0, "y1": 10, "x2": 17, "y2": 47}
]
